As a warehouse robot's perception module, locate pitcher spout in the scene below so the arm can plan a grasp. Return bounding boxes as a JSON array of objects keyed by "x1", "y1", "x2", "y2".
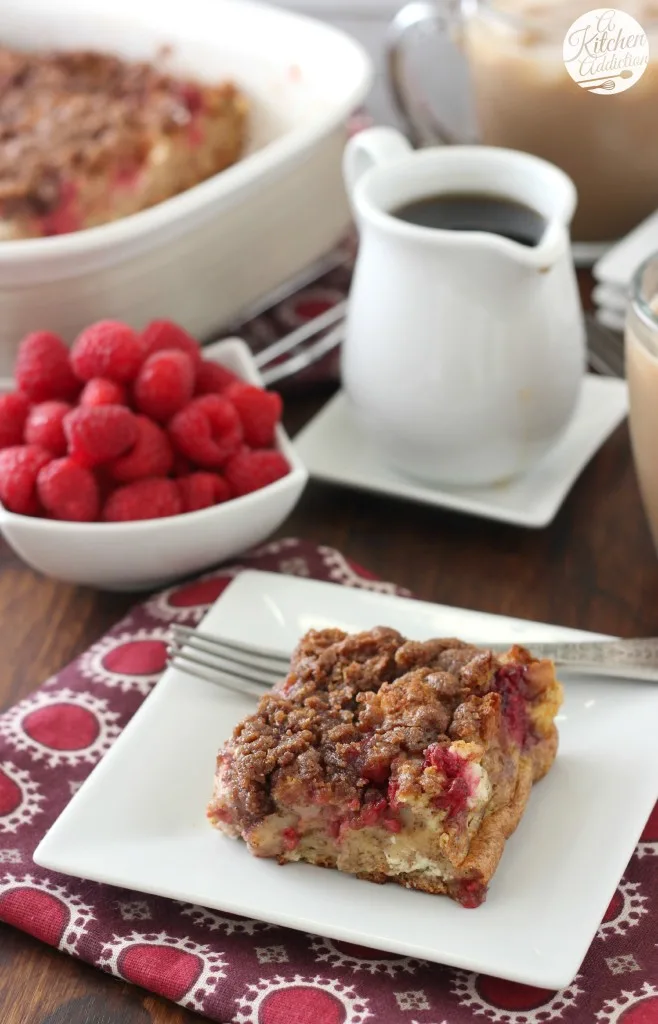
[
  {"x1": 519, "y1": 153, "x2": 578, "y2": 269},
  {"x1": 497, "y1": 156, "x2": 578, "y2": 271},
  {"x1": 530, "y1": 218, "x2": 572, "y2": 272}
]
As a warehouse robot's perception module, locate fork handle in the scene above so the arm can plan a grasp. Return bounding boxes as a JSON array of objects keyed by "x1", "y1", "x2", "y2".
[
  {"x1": 260, "y1": 323, "x2": 344, "y2": 386},
  {"x1": 495, "y1": 638, "x2": 658, "y2": 682}
]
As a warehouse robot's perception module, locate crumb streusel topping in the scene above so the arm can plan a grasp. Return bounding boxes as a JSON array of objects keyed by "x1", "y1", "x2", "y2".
[
  {"x1": 209, "y1": 627, "x2": 562, "y2": 906},
  {"x1": 0, "y1": 47, "x2": 240, "y2": 217},
  {"x1": 218, "y1": 627, "x2": 554, "y2": 831}
]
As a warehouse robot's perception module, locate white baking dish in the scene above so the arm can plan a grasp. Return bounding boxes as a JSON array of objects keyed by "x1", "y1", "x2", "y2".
[{"x1": 0, "y1": 0, "x2": 372, "y2": 374}]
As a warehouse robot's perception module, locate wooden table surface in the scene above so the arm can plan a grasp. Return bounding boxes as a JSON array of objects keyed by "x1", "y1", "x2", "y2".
[{"x1": 1, "y1": 291, "x2": 656, "y2": 1022}]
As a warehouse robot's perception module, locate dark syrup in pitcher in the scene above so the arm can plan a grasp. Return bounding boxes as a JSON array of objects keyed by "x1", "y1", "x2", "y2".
[{"x1": 392, "y1": 193, "x2": 546, "y2": 247}]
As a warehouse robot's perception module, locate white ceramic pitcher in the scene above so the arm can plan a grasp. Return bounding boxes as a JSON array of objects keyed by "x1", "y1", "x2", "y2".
[{"x1": 342, "y1": 127, "x2": 586, "y2": 488}]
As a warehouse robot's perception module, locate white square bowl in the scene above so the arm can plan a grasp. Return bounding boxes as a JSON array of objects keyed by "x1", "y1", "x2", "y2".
[{"x1": 0, "y1": 341, "x2": 308, "y2": 590}]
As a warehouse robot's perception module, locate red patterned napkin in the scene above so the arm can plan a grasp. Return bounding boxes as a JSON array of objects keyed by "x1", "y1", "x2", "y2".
[{"x1": 0, "y1": 539, "x2": 656, "y2": 1024}]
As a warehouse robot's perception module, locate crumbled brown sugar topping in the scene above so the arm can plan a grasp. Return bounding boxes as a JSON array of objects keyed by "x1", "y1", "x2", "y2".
[
  {"x1": 0, "y1": 46, "x2": 239, "y2": 213},
  {"x1": 220, "y1": 627, "x2": 549, "y2": 828}
]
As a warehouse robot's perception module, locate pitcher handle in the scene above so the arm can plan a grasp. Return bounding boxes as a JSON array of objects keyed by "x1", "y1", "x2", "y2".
[
  {"x1": 386, "y1": 0, "x2": 473, "y2": 147},
  {"x1": 343, "y1": 127, "x2": 413, "y2": 201}
]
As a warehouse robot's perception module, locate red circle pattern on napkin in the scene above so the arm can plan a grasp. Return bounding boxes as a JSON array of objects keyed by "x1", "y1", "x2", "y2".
[{"x1": 0, "y1": 538, "x2": 656, "y2": 1024}]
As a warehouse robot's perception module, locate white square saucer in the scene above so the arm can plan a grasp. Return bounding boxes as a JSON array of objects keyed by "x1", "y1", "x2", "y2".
[{"x1": 294, "y1": 375, "x2": 628, "y2": 528}]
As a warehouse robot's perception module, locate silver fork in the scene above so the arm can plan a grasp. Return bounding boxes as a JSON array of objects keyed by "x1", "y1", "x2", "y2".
[
  {"x1": 167, "y1": 626, "x2": 658, "y2": 697},
  {"x1": 168, "y1": 625, "x2": 290, "y2": 698},
  {"x1": 221, "y1": 249, "x2": 350, "y2": 387},
  {"x1": 255, "y1": 305, "x2": 346, "y2": 386},
  {"x1": 584, "y1": 314, "x2": 625, "y2": 378}
]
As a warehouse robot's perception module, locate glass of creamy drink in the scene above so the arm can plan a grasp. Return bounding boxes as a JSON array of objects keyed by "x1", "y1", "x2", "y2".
[
  {"x1": 388, "y1": 0, "x2": 658, "y2": 248},
  {"x1": 626, "y1": 254, "x2": 658, "y2": 551}
]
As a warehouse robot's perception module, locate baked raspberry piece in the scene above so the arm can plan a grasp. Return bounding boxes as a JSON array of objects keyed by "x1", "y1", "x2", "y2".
[
  {"x1": 141, "y1": 320, "x2": 202, "y2": 368},
  {"x1": 79, "y1": 378, "x2": 127, "y2": 408},
  {"x1": 208, "y1": 629, "x2": 563, "y2": 907},
  {"x1": 194, "y1": 360, "x2": 240, "y2": 396},
  {"x1": 0, "y1": 445, "x2": 52, "y2": 515},
  {"x1": 109, "y1": 415, "x2": 173, "y2": 483},
  {"x1": 0, "y1": 393, "x2": 30, "y2": 449},
  {"x1": 70, "y1": 321, "x2": 144, "y2": 384},
  {"x1": 225, "y1": 382, "x2": 282, "y2": 448},
  {"x1": 15, "y1": 331, "x2": 80, "y2": 402},
  {"x1": 64, "y1": 405, "x2": 138, "y2": 468},
  {"x1": 224, "y1": 449, "x2": 290, "y2": 496},
  {"x1": 133, "y1": 350, "x2": 195, "y2": 422},
  {"x1": 37, "y1": 457, "x2": 99, "y2": 522},
  {"x1": 24, "y1": 401, "x2": 72, "y2": 456},
  {"x1": 169, "y1": 395, "x2": 242, "y2": 469},
  {"x1": 178, "y1": 472, "x2": 230, "y2": 512},
  {"x1": 102, "y1": 477, "x2": 183, "y2": 522}
]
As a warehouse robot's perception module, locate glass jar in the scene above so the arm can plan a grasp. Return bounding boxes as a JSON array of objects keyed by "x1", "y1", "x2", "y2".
[
  {"x1": 388, "y1": 0, "x2": 658, "y2": 244},
  {"x1": 626, "y1": 254, "x2": 658, "y2": 551}
]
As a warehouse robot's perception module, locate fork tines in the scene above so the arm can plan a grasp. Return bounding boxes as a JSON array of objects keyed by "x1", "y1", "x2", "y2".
[{"x1": 167, "y1": 625, "x2": 291, "y2": 699}]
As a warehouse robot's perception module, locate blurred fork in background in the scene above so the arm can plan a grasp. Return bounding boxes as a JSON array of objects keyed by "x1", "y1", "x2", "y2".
[
  {"x1": 585, "y1": 314, "x2": 625, "y2": 378},
  {"x1": 222, "y1": 248, "x2": 626, "y2": 387},
  {"x1": 249, "y1": 307, "x2": 626, "y2": 388}
]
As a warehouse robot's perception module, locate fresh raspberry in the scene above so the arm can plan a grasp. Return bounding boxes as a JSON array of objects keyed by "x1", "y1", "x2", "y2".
[
  {"x1": 15, "y1": 331, "x2": 80, "y2": 402},
  {"x1": 224, "y1": 449, "x2": 290, "y2": 497},
  {"x1": 177, "y1": 472, "x2": 230, "y2": 512},
  {"x1": 225, "y1": 382, "x2": 283, "y2": 447},
  {"x1": 24, "y1": 401, "x2": 72, "y2": 456},
  {"x1": 70, "y1": 320, "x2": 144, "y2": 384},
  {"x1": 169, "y1": 395, "x2": 243, "y2": 469},
  {"x1": 0, "y1": 445, "x2": 52, "y2": 515},
  {"x1": 64, "y1": 405, "x2": 138, "y2": 468},
  {"x1": 102, "y1": 477, "x2": 183, "y2": 522},
  {"x1": 133, "y1": 350, "x2": 195, "y2": 422},
  {"x1": 141, "y1": 320, "x2": 202, "y2": 368},
  {"x1": 194, "y1": 359, "x2": 240, "y2": 395},
  {"x1": 172, "y1": 452, "x2": 194, "y2": 476},
  {"x1": 0, "y1": 393, "x2": 30, "y2": 449},
  {"x1": 36, "y1": 457, "x2": 100, "y2": 522},
  {"x1": 109, "y1": 415, "x2": 173, "y2": 483},
  {"x1": 79, "y1": 378, "x2": 127, "y2": 407},
  {"x1": 93, "y1": 465, "x2": 116, "y2": 504}
]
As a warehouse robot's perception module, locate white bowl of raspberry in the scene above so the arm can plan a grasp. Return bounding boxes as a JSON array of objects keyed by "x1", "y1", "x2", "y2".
[{"x1": 0, "y1": 325, "x2": 308, "y2": 591}]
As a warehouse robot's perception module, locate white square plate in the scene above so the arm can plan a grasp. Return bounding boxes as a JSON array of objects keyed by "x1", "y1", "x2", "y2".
[
  {"x1": 293, "y1": 376, "x2": 628, "y2": 528},
  {"x1": 35, "y1": 571, "x2": 658, "y2": 988}
]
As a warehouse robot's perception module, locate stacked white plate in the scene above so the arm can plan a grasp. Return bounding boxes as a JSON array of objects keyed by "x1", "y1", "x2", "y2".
[{"x1": 593, "y1": 209, "x2": 658, "y2": 331}]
